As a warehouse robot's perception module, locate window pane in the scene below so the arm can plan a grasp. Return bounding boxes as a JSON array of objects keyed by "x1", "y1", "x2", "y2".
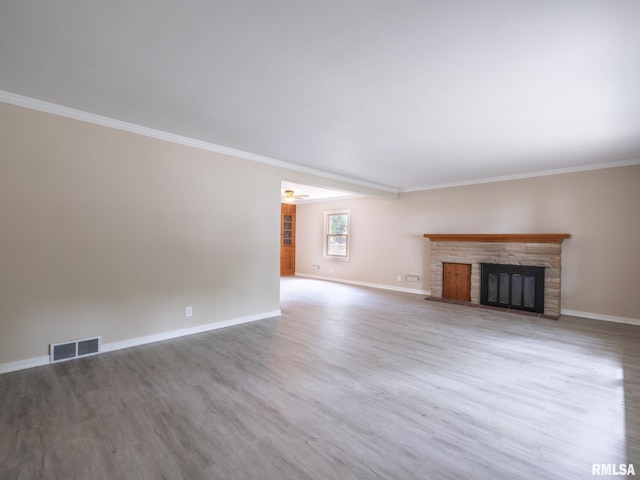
[
  {"x1": 511, "y1": 275, "x2": 522, "y2": 306},
  {"x1": 523, "y1": 276, "x2": 536, "y2": 308},
  {"x1": 488, "y1": 273, "x2": 498, "y2": 303},
  {"x1": 324, "y1": 210, "x2": 350, "y2": 260},
  {"x1": 328, "y1": 214, "x2": 348, "y2": 234},
  {"x1": 327, "y1": 235, "x2": 347, "y2": 256},
  {"x1": 499, "y1": 273, "x2": 510, "y2": 304}
]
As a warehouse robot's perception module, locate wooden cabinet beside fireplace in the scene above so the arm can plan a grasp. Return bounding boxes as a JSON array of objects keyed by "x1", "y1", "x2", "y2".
[
  {"x1": 442, "y1": 262, "x2": 471, "y2": 301},
  {"x1": 280, "y1": 203, "x2": 296, "y2": 276}
]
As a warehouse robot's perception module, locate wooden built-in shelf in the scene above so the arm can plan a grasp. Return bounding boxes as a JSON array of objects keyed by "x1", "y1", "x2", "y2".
[{"x1": 422, "y1": 233, "x2": 571, "y2": 243}]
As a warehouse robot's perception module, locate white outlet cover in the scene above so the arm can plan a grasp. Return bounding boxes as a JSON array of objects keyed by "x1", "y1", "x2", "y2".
[{"x1": 186, "y1": 306, "x2": 193, "y2": 317}]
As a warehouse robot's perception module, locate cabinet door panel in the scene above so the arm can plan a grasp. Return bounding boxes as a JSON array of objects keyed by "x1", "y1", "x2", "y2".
[{"x1": 442, "y1": 263, "x2": 471, "y2": 301}]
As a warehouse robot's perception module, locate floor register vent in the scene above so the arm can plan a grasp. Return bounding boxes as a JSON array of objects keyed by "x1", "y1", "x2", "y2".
[{"x1": 50, "y1": 336, "x2": 101, "y2": 363}]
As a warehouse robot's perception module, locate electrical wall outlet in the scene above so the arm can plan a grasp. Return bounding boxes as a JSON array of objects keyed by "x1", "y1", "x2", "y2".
[
  {"x1": 186, "y1": 306, "x2": 193, "y2": 317},
  {"x1": 397, "y1": 275, "x2": 402, "y2": 282}
]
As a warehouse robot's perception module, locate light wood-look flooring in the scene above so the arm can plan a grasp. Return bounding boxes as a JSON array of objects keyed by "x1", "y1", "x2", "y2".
[{"x1": 1, "y1": 277, "x2": 639, "y2": 479}]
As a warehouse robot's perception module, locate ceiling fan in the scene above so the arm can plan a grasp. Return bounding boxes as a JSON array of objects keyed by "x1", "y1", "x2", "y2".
[{"x1": 282, "y1": 189, "x2": 309, "y2": 202}]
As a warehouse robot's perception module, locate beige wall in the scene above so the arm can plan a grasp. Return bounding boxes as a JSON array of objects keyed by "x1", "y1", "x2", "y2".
[
  {"x1": 2, "y1": 100, "x2": 638, "y2": 368},
  {"x1": 0, "y1": 103, "x2": 282, "y2": 364},
  {"x1": 296, "y1": 165, "x2": 640, "y2": 321}
]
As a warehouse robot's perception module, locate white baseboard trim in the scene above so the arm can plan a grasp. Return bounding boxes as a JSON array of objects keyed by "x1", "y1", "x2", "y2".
[
  {"x1": 4, "y1": 306, "x2": 634, "y2": 375},
  {"x1": 0, "y1": 356, "x2": 50, "y2": 375},
  {"x1": 101, "y1": 310, "x2": 281, "y2": 353},
  {"x1": 295, "y1": 273, "x2": 430, "y2": 295},
  {"x1": 0, "y1": 310, "x2": 281, "y2": 375},
  {"x1": 561, "y1": 309, "x2": 640, "y2": 326}
]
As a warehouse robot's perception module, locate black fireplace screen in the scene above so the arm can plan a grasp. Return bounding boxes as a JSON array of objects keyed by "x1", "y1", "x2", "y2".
[{"x1": 480, "y1": 263, "x2": 545, "y2": 313}]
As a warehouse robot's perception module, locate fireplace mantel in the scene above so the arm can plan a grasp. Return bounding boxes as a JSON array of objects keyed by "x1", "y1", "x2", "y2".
[{"x1": 423, "y1": 233, "x2": 571, "y2": 243}]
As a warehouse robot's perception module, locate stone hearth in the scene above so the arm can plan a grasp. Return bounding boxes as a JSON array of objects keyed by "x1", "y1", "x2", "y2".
[{"x1": 423, "y1": 234, "x2": 571, "y2": 318}]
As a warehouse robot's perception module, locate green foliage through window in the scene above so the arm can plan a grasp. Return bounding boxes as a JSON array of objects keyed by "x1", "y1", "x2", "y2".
[
  {"x1": 328, "y1": 214, "x2": 348, "y2": 234},
  {"x1": 325, "y1": 211, "x2": 349, "y2": 258}
]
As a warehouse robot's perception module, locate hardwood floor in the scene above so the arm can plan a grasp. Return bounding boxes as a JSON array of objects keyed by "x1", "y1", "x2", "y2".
[{"x1": 1, "y1": 277, "x2": 639, "y2": 479}]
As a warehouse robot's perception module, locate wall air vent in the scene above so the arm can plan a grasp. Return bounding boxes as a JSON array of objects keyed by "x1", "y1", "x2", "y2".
[{"x1": 50, "y1": 336, "x2": 101, "y2": 363}]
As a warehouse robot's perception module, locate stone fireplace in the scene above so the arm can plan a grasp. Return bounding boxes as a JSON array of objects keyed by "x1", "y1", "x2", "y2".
[{"x1": 423, "y1": 234, "x2": 571, "y2": 318}]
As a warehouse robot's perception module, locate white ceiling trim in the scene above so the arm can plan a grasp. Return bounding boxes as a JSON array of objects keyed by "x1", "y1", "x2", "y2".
[
  {"x1": 2, "y1": 89, "x2": 637, "y2": 196},
  {"x1": 0, "y1": 90, "x2": 398, "y2": 194},
  {"x1": 401, "y1": 158, "x2": 640, "y2": 193}
]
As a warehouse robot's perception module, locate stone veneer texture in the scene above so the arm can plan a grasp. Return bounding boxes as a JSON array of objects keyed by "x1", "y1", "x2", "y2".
[{"x1": 430, "y1": 241, "x2": 563, "y2": 317}]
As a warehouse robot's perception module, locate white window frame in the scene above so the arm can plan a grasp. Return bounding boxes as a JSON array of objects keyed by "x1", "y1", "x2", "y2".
[{"x1": 324, "y1": 209, "x2": 350, "y2": 261}]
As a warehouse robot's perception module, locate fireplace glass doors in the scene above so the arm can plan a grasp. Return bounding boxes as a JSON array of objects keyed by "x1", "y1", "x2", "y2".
[{"x1": 480, "y1": 263, "x2": 545, "y2": 313}]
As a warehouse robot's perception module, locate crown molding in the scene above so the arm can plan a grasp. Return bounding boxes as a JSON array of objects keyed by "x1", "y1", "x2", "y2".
[
  {"x1": 4, "y1": 90, "x2": 636, "y2": 195},
  {"x1": 401, "y1": 158, "x2": 640, "y2": 193},
  {"x1": 0, "y1": 90, "x2": 398, "y2": 194}
]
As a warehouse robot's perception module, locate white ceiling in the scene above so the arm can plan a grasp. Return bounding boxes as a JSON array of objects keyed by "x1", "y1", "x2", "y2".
[{"x1": 1, "y1": 1, "x2": 639, "y2": 191}]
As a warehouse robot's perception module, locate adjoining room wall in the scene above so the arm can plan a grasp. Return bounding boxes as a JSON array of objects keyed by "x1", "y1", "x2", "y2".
[
  {"x1": 296, "y1": 165, "x2": 640, "y2": 321},
  {"x1": 0, "y1": 102, "x2": 282, "y2": 366}
]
